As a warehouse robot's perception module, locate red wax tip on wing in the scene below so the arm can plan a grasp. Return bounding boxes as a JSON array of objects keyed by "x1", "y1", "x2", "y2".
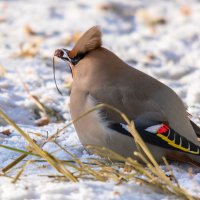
[
  {"x1": 54, "y1": 49, "x2": 64, "y2": 58},
  {"x1": 157, "y1": 124, "x2": 169, "y2": 134}
]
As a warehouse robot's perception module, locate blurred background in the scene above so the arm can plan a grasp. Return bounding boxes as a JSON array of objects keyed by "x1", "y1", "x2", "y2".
[{"x1": 0, "y1": 0, "x2": 200, "y2": 124}]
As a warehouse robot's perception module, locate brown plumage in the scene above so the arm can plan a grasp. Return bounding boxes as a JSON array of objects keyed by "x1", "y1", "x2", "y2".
[
  {"x1": 54, "y1": 26, "x2": 200, "y2": 165},
  {"x1": 68, "y1": 26, "x2": 102, "y2": 58}
]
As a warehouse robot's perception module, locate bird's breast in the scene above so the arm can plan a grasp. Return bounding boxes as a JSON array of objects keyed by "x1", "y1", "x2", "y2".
[{"x1": 70, "y1": 91, "x2": 109, "y2": 146}]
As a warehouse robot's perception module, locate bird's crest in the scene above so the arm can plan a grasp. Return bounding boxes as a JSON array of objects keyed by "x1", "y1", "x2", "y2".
[{"x1": 69, "y1": 26, "x2": 102, "y2": 58}]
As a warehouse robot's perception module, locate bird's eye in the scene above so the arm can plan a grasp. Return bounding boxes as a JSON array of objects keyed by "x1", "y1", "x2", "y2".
[{"x1": 58, "y1": 49, "x2": 71, "y2": 62}]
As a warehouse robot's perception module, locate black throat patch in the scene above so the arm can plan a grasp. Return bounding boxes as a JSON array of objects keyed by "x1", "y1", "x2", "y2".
[{"x1": 71, "y1": 52, "x2": 86, "y2": 65}]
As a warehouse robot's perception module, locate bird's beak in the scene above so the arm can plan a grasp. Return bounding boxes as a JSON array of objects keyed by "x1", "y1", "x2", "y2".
[{"x1": 54, "y1": 48, "x2": 71, "y2": 62}]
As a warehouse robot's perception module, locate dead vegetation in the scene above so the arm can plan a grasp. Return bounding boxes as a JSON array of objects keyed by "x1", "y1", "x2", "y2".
[
  {"x1": 0, "y1": 104, "x2": 199, "y2": 200},
  {"x1": 17, "y1": 72, "x2": 65, "y2": 126},
  {"x1": 0, "y1": 15, "x2": 199, "y2": 200},
  {"x1": 0, "y1": 65, "x2": 6, "y2": 77}
]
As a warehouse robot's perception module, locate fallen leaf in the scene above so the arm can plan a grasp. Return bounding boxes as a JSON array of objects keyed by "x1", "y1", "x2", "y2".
[
  {"x1": 97, "y1": 2, "x2": 135, "y2": 18},
  {"x1": 24, "y1": 25, "x2": 37, "y2": 36},
  {"x1": 97, "y1": 3, "x2": 120, "y2": 12},
  {"x1": 145, "y1": 53, "x2": 156, "y2": 63},
  {"x1": 34, "y1": 117, "x2": 49, "y2": 126},
  {"x1": 180, "y1": 5, "x2": 192, "y2": 16},
  {"x1": 13, "y1": 38, "x2": 42, "y2": 58},
  {"x1": 136, "y1": 9, "x2": 166, "y2": 27},
  {"x1": 0, "y1": 16, "x2": 6, "y2": 23},
  {"x1": 63, "y1": 32, "x2": 81, "y2": 46},
  {"x1": 1, "y1": 129, "x2": 11, "y2": 136},
  {"x1": 113, "y1": 191, "x2": 120, "y2": 196},
  {"x1": 0, "y1": 65, "x2": 6, "y2": 76}
]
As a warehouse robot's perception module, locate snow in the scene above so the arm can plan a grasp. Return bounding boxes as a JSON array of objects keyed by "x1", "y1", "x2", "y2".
[{"x1": 0, "y1": 0, "x2": 200, "y2": 199}]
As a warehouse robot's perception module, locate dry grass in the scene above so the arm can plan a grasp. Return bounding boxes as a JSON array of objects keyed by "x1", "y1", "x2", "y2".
[{"x1": 0, "y1": 104, "x2": 199, "y2": 200}]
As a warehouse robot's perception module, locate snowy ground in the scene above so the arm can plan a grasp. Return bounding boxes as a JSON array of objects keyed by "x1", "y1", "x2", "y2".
[{"x1": 0, "y1": 0, "x2": 200, "y2": 199}]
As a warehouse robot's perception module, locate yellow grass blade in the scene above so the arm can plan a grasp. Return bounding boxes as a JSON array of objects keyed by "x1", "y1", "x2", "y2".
[{"x1": 0, "y1": 108, "x2": 77, "y2": 182}]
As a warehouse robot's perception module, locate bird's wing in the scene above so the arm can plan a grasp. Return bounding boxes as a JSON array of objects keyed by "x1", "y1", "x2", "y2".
[
  {"x1": 115, "y1": 79, "x2": 200, "y2": 146},
  {"x1": 106, "y1": 113, "x2": 200, "y2": 156},
  {"x1": 149, "y1": 87, "x2": 200, "y2": 145},
  {"x1": 89, "y1": 66, "x2": 199, "y2": 146},
  {"x1": 89, "y1": 78, "x2": 200, "y2": 155}
]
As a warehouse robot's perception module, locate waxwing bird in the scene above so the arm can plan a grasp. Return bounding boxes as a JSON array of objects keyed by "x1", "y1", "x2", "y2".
[{"x1": 54, "y1": 26, "x2": 200, "y2": 165}]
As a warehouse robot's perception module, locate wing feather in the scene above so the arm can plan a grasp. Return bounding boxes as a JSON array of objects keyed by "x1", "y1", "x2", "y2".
[{"x1": 107, "y1": 120, "x2": 200, "y2": 155}]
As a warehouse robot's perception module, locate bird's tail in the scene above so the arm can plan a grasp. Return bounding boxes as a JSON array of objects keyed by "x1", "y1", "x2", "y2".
[
  {"x1": 190, "y1": 120, "x2": 200, "y2": 139},
  {"x1": 167, "y1": 153, "x2": 200, "y2": 168}
]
